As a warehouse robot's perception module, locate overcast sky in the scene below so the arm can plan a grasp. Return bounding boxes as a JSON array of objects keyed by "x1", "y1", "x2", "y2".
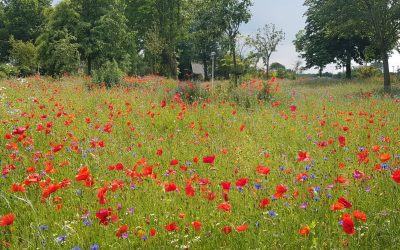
[
  {"x1": 241, "y1": 0, "x2": 400, "y2": 73},
  {"x1": 52, "y1": 0, "x2": 400, "y2": 73}
]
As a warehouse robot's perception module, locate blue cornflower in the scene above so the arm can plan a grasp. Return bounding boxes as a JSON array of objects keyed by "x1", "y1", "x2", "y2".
[
  {"x1": 90, "y1": 244, "x2": 100, "y2": 250},
  {"x1": 268, "y1": 211, "x2": 277, "y2": 218},
  {"x1": 56, "y1": 236, "x2": 67, "y2": 243},
  {"x1": 39, "y1": 225, "x2": 49, "y2": 230},
  {"x1": 254, "y1": 183, "x2": 262, "y2": 190},
  {"x1": 83, "y1": 220, "x2": 92, "y2": 226}
]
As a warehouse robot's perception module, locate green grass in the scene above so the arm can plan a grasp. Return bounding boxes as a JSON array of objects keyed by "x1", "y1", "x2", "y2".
[{"x1": 0, "y1": 76, "x2": 399, "y2": 249}]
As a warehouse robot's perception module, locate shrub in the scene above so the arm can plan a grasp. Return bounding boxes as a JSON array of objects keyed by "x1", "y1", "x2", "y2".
[
  {"x1": 9, "y1": 36, "x2": 37, "y2": 75},
  {"x1": 175, "y1": 82, "x2": 209, "y2": 104},
  {"x1": 0, "y1": 64, "x2": 20, "y2": 79},
  {"x1": 92, "y1": 60, "x2": 124, "y2": 88},
  {"x1": 353, "y1": 66, "x2": 382, "y2": 79}
]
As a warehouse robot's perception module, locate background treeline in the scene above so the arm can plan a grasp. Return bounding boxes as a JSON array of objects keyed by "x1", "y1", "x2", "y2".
[
  {"x1": 294, "y1": 0, "x2": 400, "y2": 91},
  {"x1": 0, "y1": 0, "x2": 399, "y2": 91},
  {"x1": 0, "y1": 0, "x2": 260, "y2": 83}
]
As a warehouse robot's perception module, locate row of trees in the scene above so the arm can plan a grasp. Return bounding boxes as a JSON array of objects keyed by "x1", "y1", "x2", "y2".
[
  {"x1": 294, "y1": 0, "x2": 400, "y2": 91},
  {"x1": 0, "y1": 0, "x2": 290, "y2": 86}
]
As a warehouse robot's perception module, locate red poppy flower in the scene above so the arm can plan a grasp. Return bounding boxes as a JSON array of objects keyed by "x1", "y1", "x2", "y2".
[
  {"x1": 379, "y1": 153, "x2": 391, "y2": 162},
  {"x1": 338, "y1": 136, "x2": 346, "y2": 147},
  {"x1": 0, "y1": 213, "x2": 15, "y2": 227},
  {"x1": 256, "y1": 166, "x2": 271, "y2": 175},
  {"x1": 274, "y1": 184, "x2": 287, "y2": 198},
  {"x1": 165, "y1": 222, "x2": 179, "y2": 232},
  {"x1": 165, "y1": 182, "x2": 178, "y2": 192},
  {"x1": 236, "y1": 224, "x2": 248, "y2": 232},
  {"x1": 235, "y1": 178, "x2": 249, "y2": 188},
  {"x1": 191, "y1": 221, "x2": 202, "y2": 231},
  {"x1": 221, "y1": 181, "x2": 231, "y2": 191},
  {"x1": 297, "y1": 151, "x2": 311, "y2": 162},
  {"x1": 202, "y1": 155, "x2": 215, "y2": 164},
  {"x1": 338, "y1": 197, "x2": 352, "y2": 208},
  {"x1": 341, "y1": 213, "x2": 355, "y2": 235},
  {"x1": 299, "y1": 226, "x2": 310, "y2": 236},
  {"x1": 97, "y1": 186, "x2": 108, "y2": 204},
  {"x1": 96, "y1": 208, "x2": 111, "y2": 225},
  {"x1": 353, "y1": 210, "x2": 367, "y2": 222},
  {"x1": 170, "y1": 159, "x2": 179, "y2": 166},
  {"x1": 223, "y1": 226, "x2": 232, "y2": 234},
  {"x1": 217, "y1": 202, "x2": 231, "y2": 212},
  {"x1": 75, "y1": 166, "x2": 90, "y2": 182},
  {"x1": 392, "y1": 170, "x2": 400, "y2": 183},
  {"x1": 116, "y1": 224, "x2": 129, "y2": 238},
  {"x1": 259, "y1": 198, "x2": 270, "y2": 209},
  {"x1": 185, "y1": 182, "x2": 195, "y2": 197},
  {"x1": 330, "y1": 202, "x2": 345, "y2": 211}
]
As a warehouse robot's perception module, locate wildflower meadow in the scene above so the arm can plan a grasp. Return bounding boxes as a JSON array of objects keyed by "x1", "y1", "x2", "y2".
[{"x1": 1, "y1": 76, "x2": 399, "y2": 249}]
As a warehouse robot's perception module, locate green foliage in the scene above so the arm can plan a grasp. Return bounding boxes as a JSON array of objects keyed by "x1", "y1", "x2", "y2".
[
  {"x1": 353, "y1": 66, "x2": 383, "y2": 79},
  {"x1": 92, "y1": 60, "x2": 123, "y2": 88},
  {"x1": 220, "y1": 0, "x2": 252, "y2": 86},
  {"x1": 218, "y1": 53, "x2": 245, "y2": 79},
  {"x1": 270, "y1": 62, "x2": 286, "y2": 71},
  {"x1": 91, "y1": 6, "x2": 135, "y2": 71},
  {"x1": 0, "y1": 0, "x2": 50, "y2": 61},
  {"x1": 246, "y1": 23, "x2": 285, "y2": 79},
  {"x1": 9, "y1": 36, "x2": 37, "y2": 75},
  {"x1": 175, "y1": 82, "x2": 209, "y2": 104},
  {"x1": 37, "y1": 30, "x2": 81, "y2": 76},
  {"x1": 0, "y1": 63, "x2": 19, "y2": 78}
]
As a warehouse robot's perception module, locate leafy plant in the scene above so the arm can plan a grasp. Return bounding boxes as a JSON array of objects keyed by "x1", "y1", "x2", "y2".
[{"x1": 92, "y1": 60, "x2": 124, "y2": 88}]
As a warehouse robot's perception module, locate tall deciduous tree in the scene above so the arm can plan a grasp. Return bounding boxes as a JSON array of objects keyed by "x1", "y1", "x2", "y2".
[
  {"x1": 220, "y1": 0, "x2": 252, "y2": 86},
  {"x1": 247, "y1": 23, "x2": 285, "y2": 79},
  {"x1": 0, "y1": 0, "x2": 50, "y2": 61},
  {"x1": 189, "y1": 0, "x2": 225, "y2": 80},
  {"x1": 297, "y1": 0, "x2": 370, "y2": 79},
  {"x1": 354, "y1": 0, "x2": 400, "y2": 91}
]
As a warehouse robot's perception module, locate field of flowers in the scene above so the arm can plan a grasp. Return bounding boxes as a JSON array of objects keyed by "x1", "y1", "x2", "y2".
[{"x1": 0, "y1": 76, "x2": 399, "y2": 249}]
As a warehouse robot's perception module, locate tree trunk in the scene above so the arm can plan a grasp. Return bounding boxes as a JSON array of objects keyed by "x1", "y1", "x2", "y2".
[
  {"x1": 232, "y1": 46, "x2": 238, "y2": 86},
  {"x1": 382, "y1": 52, "x2": 391, "y2": 92},
  {"x1": 319, "y1": 67, "x2": 323, "y2": 77},
  {"x1": 345, "y1": 57, "x2": 351, "y2": 79},
  {"x1": 202, "y1": 56, "x2": 209, "y2": 81},
  {"x1": 87, "y1": 57, "x2": 92, "y2": 76},
  {"x1": 266, "y1": 58, "x2": 270, "y2": 80}
]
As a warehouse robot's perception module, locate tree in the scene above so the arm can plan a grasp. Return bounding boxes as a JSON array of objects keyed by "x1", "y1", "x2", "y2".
[
  {"x1": 143, "y1": 24, "x2": 164, "y2": 74},
  {"x1": 354, "y1": 0, "x2": 400, "y2": 91},
  {"x1": 91, "y1": 6, "x2": 136, "y2": 72},
  {"x1": 247, "y1": 23, "x2": 285, "y2": 79},
  {"x1": 0, "y1": 0, "x2": 51, "y2": 61},
  {"x1": 294, "y1": 29, "x2": 334, "y2": 77},
  {"x1": 220, "y1": 0, "x2": 252, "y2": 86},
  {"x1": 9, "y1": 36, "x2": 37, "y2": 74},
  {"x1": 37, "y1": 30, "x2": 80, "y2": 76},
  {"x1": 69, "y1": 0, "x2": 116, "y2": 74},
  {"x1": 270, "y1": 62, "x2": 286, "y2": 71},
  {"x1": 189, "y1": 0, "x2": 225, "y2": 80},
  {"x1": 297, "y1": 0, "x2": 370, "y2": 79}
]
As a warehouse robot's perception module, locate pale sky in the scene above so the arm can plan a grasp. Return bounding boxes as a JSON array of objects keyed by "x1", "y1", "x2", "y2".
[
  {"x1": 52, "y1": 0, "x2": 400, "y2": 73},
  {"x1": 240, "y1": 0, "x2": 400, "y2": 73}
]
